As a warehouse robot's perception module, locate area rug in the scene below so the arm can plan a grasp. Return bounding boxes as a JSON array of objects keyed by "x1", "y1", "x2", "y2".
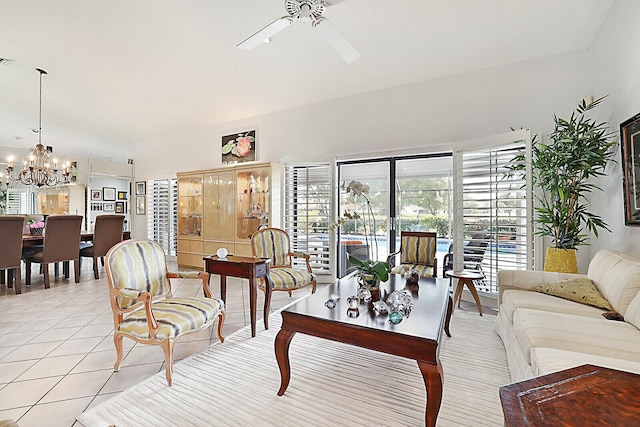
[{"x1": 78, "y1": 306, "x2": 510, "y2": 427}]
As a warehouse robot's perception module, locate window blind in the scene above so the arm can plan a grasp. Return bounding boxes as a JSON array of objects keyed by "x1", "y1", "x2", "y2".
[
  {"x1": 283, "y1": 164, "x2": 332, "y2": 274},
  {"x1": 147, "y1": 178, "x2": 178, "y2": 256},
  {"x1": 6, "y1": 188, "x2": 28, "y2": 214},
  {"x1": 455, "y1": 133, "x2": 533, "y2": 293}
]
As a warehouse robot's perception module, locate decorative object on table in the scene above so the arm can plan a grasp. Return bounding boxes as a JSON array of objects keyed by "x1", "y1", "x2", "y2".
[
  {"x1": 386, "y1": 289, "x2": 414, "y2": 318},
  {"x1": 216, "y1": 247, "x2": 228, "y2": 259},
  {"x1": 28, "y1": 220, "x2": 45, "y2": 235},
  {"x1": 221, "y1": 129, "x2": 256, "y2": 164},
  {"x1": 507, "y1": 97, "x2": 616, "y2": 273},
  {"x1": 620, "y1": 111, "x2": 640, "y2": 225},
  {"x1": 356, "y1": 287, "x2": 372, "y2": 303},
  {"x1": 346, "y1": 306, "x2": 359, "y2": 318},
  {"x1": 91, "y1": 190, "x2": 102, "y2": 201},
  {"x1": 135, "y1": 196, "x2": 146, "y2": 215},
  {"x1": 405, "y1": 268, "x2": 420, "y2": 285},
  {"x1": 117, "y1": 191, "x2": 127, "y2": 200},
  {"x1": 102, "y1": 187, "x2": 116, "y2": 201},
  {"x1": 4, "y1": 68, "x2": 71, "y2": 187},
  {"x1": 373, "y1": 300, "x2": 389, "y2": 314},
  {"x1": 347, "y1": 295, "x2": 359, "y2": 309},
  {"x1": 324, "y1": 292, "x2": 341, "y2": 309},
  {"x1": 103, "y1": 202, "x2": 115, "y2": 212},
  {"x1": 135, "y1": 181, "x2": 146, "y2": 195}
]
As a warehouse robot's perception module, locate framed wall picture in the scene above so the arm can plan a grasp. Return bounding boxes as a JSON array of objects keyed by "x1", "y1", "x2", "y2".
[
  {"x1": 136, "y1": 181, "x2": 146, "y2": 195},
  {"x1": 221, "y1": 129, "x2": 256, "y2": 164},
  {"x1": 91, "y1": 190, "x2": 102, "y2": 201},
  {"x1": 136, "y1": 196, "x2": 146, "y2": 215},
  {"x1": 103, "y1": 187, "x2": 116, "y2": 201},
  {"x1": 117, "y1": 191, "x2": 127, "y2": 200},
  {"x1": 104, "y1": 202, "x2": 115, "y2": 212},
  {"x1": 115, "y1": 201, "x2": 125, "y2": 213},
  {"x1": 621, "y1": 112, "x2": 640, "y2": 225}
]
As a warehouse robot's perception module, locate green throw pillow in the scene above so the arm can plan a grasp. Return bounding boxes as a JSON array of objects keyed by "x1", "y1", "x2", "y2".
[{"x1": 533, "y1": 278, "x2": 613, "y2": 311}]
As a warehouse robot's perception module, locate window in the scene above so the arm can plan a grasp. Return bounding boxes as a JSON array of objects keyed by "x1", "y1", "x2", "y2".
[
  {"x1": 454, "y1": 130, "x2": 533, "y2": 293},
  {"x1": 283, "y1": 164, "x2": 332, "y2": 275},
  {"x1": 6, "y1": 188, "x2": 28, "y2": 214},
  {"x1": 147, "y1": 178, "x2": 178, "y2": 256}
]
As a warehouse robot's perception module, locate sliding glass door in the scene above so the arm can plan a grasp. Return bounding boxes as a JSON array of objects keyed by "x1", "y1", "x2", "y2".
[{"x1": 337, "y1": 154, "x2": 452, "y2": 277}]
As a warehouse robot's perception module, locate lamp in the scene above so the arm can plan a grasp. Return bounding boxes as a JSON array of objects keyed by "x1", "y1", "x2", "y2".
[{"x1": 5, "y1": 68, "x2": 71, "y2": 187}]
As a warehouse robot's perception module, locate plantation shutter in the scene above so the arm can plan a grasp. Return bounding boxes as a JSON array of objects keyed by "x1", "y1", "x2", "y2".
[
  {"x1": 283, "y1": 163, "x2": 332, "y2": 275},
  {"x1": 6, "y1": 188, "x2": 28, "y2": 214},
  {"x1": 454, "y1": 130, "x2": 533, "y2": 293},
  {"x1": 147, "y1": 178, "x2": 178, "y2": 256}
]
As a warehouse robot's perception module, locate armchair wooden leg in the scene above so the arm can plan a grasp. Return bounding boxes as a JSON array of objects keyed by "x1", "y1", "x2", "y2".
[
  {"x1": 162, "y1": 339, "x2": 176, "y2": 386},
  {"x1": 114, "y1": 333, "x2": 124, "y2": 372},
  {"x1": 217, "y1": 310, "x2": 225, "y2": 343}
]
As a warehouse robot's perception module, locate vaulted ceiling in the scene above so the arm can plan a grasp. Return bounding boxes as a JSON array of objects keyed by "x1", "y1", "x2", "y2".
[{"x1": 0, "y1": 0, "x2": 615, "y2": 160}]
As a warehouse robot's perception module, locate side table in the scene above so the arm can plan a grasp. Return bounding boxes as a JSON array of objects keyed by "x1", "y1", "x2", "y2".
[
  {"x1": 203, "y1": 255, "x2": 271, "y2": 337},
  {"x1": 500, "y1": 364, "x2": 640, "y2": 426},
  {"x1": 445, "y1": 270, "x2": 484, "y2": 315}
]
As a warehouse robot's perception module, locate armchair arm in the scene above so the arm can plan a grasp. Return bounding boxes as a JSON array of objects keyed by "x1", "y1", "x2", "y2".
[
  {"x1": 290, "y1": 251, "x2": 312, "y2": 273},
  {"x1": 139, "y1": 291, "x2": 159, "y2": 339},
  {"x1": 386, "y1": 250, "x2": 401, "y2": 266},
  {"x1": 168, "y1": 271, "x2": 213, "y2": 298}
]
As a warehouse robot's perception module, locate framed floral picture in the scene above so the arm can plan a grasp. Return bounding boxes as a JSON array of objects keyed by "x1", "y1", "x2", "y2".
[
  {"x1": 91, "y1": 190, "x2": 102, "y2": 201},
  {"x1": 221, "y1": 129, "x2": 256, "y2": 164},
  {"x1": 136, "y1": 196, "x2": 146, "y2": 215}
]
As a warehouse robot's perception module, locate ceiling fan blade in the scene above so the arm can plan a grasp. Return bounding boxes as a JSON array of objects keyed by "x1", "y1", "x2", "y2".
[
  {"x1": 237, "y1": 17, "x2": 293, "y2": 50},
  {"x1": 323, "y1": 0, "x2": 348, "y2": 6},
  {"x1": 313, "y1": 18, "x2": 360, "y2": 64}
]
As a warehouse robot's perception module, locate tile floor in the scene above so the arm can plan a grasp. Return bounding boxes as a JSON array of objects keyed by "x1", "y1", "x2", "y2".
[{"x1": 0, "y1": 260, "x2": 317, "y2": 427}]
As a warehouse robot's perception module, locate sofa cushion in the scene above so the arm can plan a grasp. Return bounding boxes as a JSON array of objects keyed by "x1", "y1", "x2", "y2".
[
  {"x1": 588, "y1": 249, "x2": 640, "y2": 316},
  {"x1": 501, "y1": 289, "x2": 604, "y2": 323},
  {"x1": 532, "y1": 278, "x2": 613, "y2": 310},
  {"x1": 625, "y1": 291, "x2": 640, "y2": 330},
  {"x1": 531, "y1": 347, "x2": 640, "y2": 377},
  {"x1": 512, "y1": 308, "x2": 640, "y2": 364}
]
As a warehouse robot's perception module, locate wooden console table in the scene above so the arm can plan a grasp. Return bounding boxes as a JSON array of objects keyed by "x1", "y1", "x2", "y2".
[
  {"x1": 500, "y1": 364, "x2": 640, "y2": 426},
  {"x1": 203, "y1": 255, "x2": 271, "y2": 337}
]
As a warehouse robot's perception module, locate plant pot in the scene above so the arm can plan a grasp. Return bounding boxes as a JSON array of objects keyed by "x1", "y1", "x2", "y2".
[
  {"x1": 358, "y1": 273, "x2": 380, "y2": 290},
  {"x1": 544, "y1": 247, "x2": 578, "y2": 273}
]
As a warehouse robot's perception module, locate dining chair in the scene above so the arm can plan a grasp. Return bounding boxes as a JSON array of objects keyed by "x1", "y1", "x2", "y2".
[
  {"x1": 80, "y1": 214, "x2": 125, "y2": 279},
  {"x1": 0, "y1": 215, "x2": 26, "y2": 294},
  {"x1": 105, "y1": 239, "x2": 225, "y2": 386},
  {"x1": 251, "y1": 227, "x2": 317, "y2": 296},
  {"x1": 387, "y1": 231, "x2": 438, "y2": 277},
  {"x1": 23, "y1": 214, "x2": 83, "y2": 289}
]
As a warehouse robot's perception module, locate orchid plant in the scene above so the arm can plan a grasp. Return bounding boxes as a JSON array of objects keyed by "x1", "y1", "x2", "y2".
[{"x1": 331, "y1": 179, "x2": 383, "y2": 265}]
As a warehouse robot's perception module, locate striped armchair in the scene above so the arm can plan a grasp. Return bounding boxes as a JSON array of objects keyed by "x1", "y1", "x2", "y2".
[
  {"x1": 251, "y1": 227, "x2": 317, "y2": 296},
  {"x1": 105, "y1": 239, "x2": 225, "y2": 386},
  {"x1": 387, "y1": 231, "x2": 438, "y2": 278}
]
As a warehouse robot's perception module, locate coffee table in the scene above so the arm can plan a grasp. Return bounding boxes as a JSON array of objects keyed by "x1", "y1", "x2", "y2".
[
  {"x1": 500, "y1": 364, "x2": 640, "y2": 426},
  {"x1": 445, "y1": 270, "x2": 484, "y2": 315},
  {"x1": 275, "y1": 274, "x2": 453, "y2": 427},
  {"x1": 203, "y1": 255, "x2": 271, "y2": 337}
]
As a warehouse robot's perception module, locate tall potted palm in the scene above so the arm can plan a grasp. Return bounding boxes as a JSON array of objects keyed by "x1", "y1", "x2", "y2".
[{"x1": 511, "y1": 97, "x2": 617, "y2": 272}]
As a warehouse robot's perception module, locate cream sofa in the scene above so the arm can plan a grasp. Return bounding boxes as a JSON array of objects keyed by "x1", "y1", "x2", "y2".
[{"x1": 495, "y1": 249, "x2": 640, "y2": 382}]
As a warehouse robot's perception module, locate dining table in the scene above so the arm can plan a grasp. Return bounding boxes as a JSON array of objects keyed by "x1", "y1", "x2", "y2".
[
  {"x1": 21, "y1": 230, "x2": 131, "y2": 246},
  {"x1": 0, "y1": 231, "x2": 132, "y2": 286}
]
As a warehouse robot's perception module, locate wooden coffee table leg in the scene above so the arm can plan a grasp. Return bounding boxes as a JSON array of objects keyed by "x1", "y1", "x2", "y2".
[
  {"x1": 417, "y1": 360, "x2": 444, "y2": 427},
  {"x1": 275, "y1": 329, "x2": 296, "y2": 396},
  {"x1": 444, "y1": 295, "x2": 453, "y2": 337}
]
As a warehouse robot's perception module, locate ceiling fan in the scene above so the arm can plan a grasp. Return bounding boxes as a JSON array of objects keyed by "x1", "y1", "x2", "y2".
[{"x1": 237, "y1": 0, "x2": 360, "y2": 64}]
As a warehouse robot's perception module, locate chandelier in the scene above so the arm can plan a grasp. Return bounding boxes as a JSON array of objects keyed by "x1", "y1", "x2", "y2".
[{"x1": 5, "y1": 68, "x2": 71, "y2": 187}]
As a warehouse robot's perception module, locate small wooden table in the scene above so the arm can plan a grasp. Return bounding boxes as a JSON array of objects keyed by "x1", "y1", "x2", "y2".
[
  {"x1": 445, "y1": 269, "x2": 484, "y2": 316},
  {"x1": 203, "y1": 255, "x2": 271, "y2": 337},
  {"x1": 275, "y1": 274, "x2": 453, "y2": 427},
  {"x1": 500, "y1": 364, "x2": 640, "y2": 426}
]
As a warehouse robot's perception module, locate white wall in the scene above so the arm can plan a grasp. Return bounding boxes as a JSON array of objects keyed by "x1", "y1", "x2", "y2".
[
  {"x1": 133, "y1": 3, "x2": 640, "y2": 267},
  {"x1": 588, "y1": 0, "x2": 640, "y2": 260}
]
